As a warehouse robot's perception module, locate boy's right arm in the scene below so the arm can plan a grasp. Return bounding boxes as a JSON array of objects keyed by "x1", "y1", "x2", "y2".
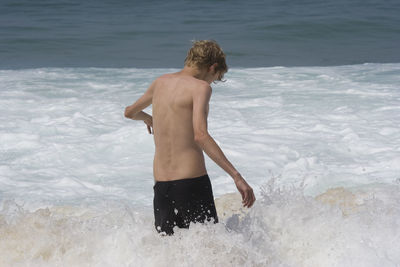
[{"x1": 192, "y1": 85, "x2": 256, "y2": 208}]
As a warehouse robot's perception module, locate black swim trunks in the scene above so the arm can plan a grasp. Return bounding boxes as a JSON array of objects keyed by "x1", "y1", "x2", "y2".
[{"x1": 153, "y1": 174, "x2": 218, "y2": 235}]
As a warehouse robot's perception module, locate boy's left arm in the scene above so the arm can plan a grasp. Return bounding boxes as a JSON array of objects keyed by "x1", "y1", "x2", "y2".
[{"x1": 124, "y1": 80, "x2": 156, "y2": 134}]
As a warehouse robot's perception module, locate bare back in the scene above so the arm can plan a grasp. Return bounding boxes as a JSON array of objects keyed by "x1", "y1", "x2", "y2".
[{"x1": 152, "y1": 73, "x2": 208, "y2": 181}]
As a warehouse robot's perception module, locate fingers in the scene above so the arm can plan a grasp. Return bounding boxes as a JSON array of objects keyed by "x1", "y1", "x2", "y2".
[
  {"x1": 239, "y1": 188, "x2": 245, "y2": 200},
  {"x1": 235, "y1": 178, "x2": 256, "y2": 208},
  {"x1": 144, "y1": 118, "x2": 153, "y2": 134},
  {"x1": 242, "y1": 190, "x2": 249, "y2": 205},
  {"x1": 147, "y1": 125, "x2": 151, "y2": 134},
  {"x1": 248, "y1": 191, "x2": 256, "y2": 208},
  {"x1": 242, "y1": 188, "x2": 256, "y2": 208}
]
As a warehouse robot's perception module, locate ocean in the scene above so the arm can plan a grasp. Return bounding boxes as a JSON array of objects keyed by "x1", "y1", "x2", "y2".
[
  {"x1": 1, "y1": 0, "x2": 400, "y2": 68},
  {"x1": 1, "y1": 0, "x2": 400, "y2": 266}
]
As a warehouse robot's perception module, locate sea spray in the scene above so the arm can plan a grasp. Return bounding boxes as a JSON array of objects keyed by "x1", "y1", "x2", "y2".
[{"x1": 1, "y1": 179, "x2": 399, "y2": 266}]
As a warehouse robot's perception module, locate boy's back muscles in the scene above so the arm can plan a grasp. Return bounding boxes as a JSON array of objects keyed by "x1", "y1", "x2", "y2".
[{"x1": 151, "y1": 73, "x2": 208, "y2": 181}]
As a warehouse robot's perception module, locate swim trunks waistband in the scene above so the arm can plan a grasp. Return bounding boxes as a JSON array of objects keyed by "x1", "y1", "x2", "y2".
[{"x1": 154, "y1": 174, "x2": 209, "y2": 185}]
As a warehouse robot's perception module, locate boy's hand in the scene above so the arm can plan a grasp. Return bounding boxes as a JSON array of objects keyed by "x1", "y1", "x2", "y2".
[
  {"x1": 144, "y1": 116, "x2": 153, "y2": 134},
  {"x1": 234, "y1": 176, "x2": 256, "y2": 208}
]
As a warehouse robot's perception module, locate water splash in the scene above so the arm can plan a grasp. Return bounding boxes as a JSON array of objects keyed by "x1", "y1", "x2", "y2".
[{"x1": 1, "y1": 179, "x2": 399, "y2": 266}]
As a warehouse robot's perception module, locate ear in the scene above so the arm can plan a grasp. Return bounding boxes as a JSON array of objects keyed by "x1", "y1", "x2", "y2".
[{"x1": 209, "y1": 63, "x2": 218, "y2": 73}]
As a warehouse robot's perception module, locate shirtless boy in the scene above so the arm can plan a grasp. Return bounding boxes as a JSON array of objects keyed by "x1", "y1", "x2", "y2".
[{"x1": 124, "y1": 40, "x2": 256, "y2": 235}]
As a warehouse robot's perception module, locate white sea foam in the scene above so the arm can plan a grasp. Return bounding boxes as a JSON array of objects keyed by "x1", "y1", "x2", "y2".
[
  {"x1": 1, "y1": 64, "x2": 400, "y2": 266},
  {"x1": 1, "y1": 181, "x2": 399, "y2": 267}
]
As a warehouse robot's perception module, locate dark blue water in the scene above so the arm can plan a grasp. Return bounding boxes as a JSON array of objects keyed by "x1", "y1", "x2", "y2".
[{"x1": 1, "y1": 0, "x2": 399, "y2": 69}]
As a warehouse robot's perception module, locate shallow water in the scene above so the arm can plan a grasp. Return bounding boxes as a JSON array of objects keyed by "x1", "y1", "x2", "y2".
[
  {"x1": 1, "y1": 183, "x2": 399, "y2": 266},
  {"x1": 1, "y1": 64, "x2": 400, "y2": 266}
]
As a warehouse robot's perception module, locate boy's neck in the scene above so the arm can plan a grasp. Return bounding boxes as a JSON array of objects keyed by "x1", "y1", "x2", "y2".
[{"x1": 180, "y1": 65, "x2": 210, "y2": 83}]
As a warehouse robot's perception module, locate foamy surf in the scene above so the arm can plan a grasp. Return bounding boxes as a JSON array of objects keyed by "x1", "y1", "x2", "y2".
[
  {"x1": 1, "y1": 180, "x2": 399, "y2": 267},
  {"x1": 1, "y1": 64, "x2": 399, "y2": 266}
]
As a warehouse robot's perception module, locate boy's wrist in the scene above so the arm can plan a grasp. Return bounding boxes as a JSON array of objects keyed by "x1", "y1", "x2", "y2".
[
  {"x1": 232, "y1": 172, "x2": 243, "y2": 181},
  {"x1": 143, "y1": 112, "x2": 151, "y2": 120}
]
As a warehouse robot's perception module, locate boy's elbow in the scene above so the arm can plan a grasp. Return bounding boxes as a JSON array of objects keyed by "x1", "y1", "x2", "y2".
[{"x1": 194, "y1": 131, "x2": 209, "y2": 143}]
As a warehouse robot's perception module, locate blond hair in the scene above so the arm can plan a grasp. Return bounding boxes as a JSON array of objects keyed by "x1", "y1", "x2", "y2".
[{"x1": 184, "y1": 40, "x2": 228, "y2": 81}]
